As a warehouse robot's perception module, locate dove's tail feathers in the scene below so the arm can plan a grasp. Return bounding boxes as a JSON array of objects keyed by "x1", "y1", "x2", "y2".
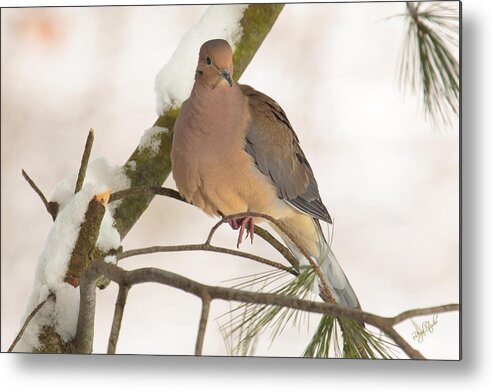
[
  {"x1": 314, "y1": 225, "x2": 361, "y2": 309},
  {"x1": 273, "y1": 214, "x2": 361, "y2": 309}
]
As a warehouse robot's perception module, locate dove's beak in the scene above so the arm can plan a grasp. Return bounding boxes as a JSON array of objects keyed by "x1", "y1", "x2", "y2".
[{"x1": 222, "y1": 70, "x2": 233, "y2": 87}]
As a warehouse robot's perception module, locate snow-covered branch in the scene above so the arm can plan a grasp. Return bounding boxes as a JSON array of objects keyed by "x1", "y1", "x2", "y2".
[{"x1": 13, "y1": 135, "x2": 131, "y2": 352}]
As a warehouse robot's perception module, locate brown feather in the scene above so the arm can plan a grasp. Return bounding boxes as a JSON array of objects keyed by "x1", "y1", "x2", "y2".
[{"x1": 240, "y1": 84, "x2": 332, "y2": 223}]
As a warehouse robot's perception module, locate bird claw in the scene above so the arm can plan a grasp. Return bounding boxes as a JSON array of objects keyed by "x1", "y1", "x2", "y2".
[
  {"x1": 230, "y1": 216, "x2": 255, "y2": 248},
  {"x1": 227, "y1": 218, "x2": 240, "y2": 230}
]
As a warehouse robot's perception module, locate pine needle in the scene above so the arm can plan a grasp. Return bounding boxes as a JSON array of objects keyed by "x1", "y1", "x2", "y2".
[
  {"x1": 218, "y1": 267, "x2": 398, "y2": 358},
  {"x1": 398, "y1": 1, "x2": 459, "y2": 127},
  {"x1": 218, "y1": 268, "x2": 315, "y2": 355}
]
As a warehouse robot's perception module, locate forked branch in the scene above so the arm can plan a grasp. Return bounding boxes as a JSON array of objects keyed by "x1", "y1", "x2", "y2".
[
  {"x1": 21, "y1": 170, "x2": 58, "y2": 220},
  {"x1": 77, "y1": 253, "x2": 459, "y2": 358}
]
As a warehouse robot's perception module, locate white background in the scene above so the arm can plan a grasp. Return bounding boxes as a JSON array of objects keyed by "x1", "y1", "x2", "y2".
[{"x1": 1, "y1": 0, "x2": 490, "y2": 390}]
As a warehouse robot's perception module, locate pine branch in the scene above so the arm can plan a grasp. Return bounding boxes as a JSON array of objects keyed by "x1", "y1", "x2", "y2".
[{"x1": 398, "y1": 2, "x2": 459, "y2": 127}]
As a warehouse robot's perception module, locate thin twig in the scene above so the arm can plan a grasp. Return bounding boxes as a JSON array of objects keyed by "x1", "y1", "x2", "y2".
[
  {"x1": 74, "y1": 128, "x2": 95, "y2": 194},
  {"x1": 21, "y1": 170, "x2": 58, "y2": 220},
  {"x1": 119, "y1": 244, "x2": 296, "y2": 275},
  {"x1": 8, "y1": 297, "x2": 51, "y2": 352},
  {"x1": 109, "y1": 186, "x2": 185, "y2": 204},
  {"x1": 389, "y1": 304, "x2": 460, "y2": 325},
  {"x1": 204, "y1": 218, "x2": 224, "y2": 245},
  {"x1": 254, "y1": 226, "x2": 299, "y2": 269},
  {"x1": 195, "y1": 294, "x2": 211, "y2": 356},
  {"x1": 107, "y1": 285, "x2": 129, "y2": 354}
]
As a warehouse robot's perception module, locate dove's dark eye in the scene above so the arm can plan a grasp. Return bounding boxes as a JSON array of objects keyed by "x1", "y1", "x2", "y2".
[{"x1": 206, "y1": 56, "x2": 212, "y2": 65}]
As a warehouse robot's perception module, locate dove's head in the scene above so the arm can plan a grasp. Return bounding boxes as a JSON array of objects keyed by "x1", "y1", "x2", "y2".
[{"x1": 195, "y1": 39, "x2": 234, "y2": 88}]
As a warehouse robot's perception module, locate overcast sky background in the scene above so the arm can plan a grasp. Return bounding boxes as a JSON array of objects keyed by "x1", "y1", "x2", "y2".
[{"x1": 1, "y1": 2, "x2": 459, "y2": 359}]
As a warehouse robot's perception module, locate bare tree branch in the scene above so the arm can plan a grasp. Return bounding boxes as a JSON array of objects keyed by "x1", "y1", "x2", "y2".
[
  {"x1": 74, "y1": 275, "x2": 98, "y2": 354},
  {"x1": 107, "y1": 285, "x2": 129, "y2": 354},
  {"x1": 8, "y1": 296, "x2": 51, "y2": 352},
  {"x1": 21, "y1": 169, "x2": 58, "y2": 220},
  {"x1": 389, "y1": 304, "x2": 460, "y2": 325},
  {"x1": 109, "y1": 186, "x2": 185, "y2": 204},
  {"x1": 77, "y1": 256, "x2": 459, "y2": 359},
  {"x1": 195, "y1": 294, "x2": 211, "y2": 356},
  {"x1": 385, "y1": 327, "x2": 426, "y2": 360},
  {"x1": 74, "y1": 128, "x2": 95, "y2": 194},
  {"x1": 253, "y1": 225, "x2": 299, "y2": 269},
  {"x1": 118, "y1": 244, "x2": 296, "y2": 275}
]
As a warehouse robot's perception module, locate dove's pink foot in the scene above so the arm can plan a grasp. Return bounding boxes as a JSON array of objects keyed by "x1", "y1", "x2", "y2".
[
  {"x1": 227, "y1": 219, "x2": 240, "y2": 230},
  {"x1": 227, "y1": 216, "x2": 255, "y2": 248}
]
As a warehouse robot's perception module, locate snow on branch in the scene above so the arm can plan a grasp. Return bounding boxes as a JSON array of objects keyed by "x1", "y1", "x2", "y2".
[
  {"x1": 13, "y1": 131, "x2": 131, "y2": 352},
  {"x1": 13, "y1": 186, "x2": 105, "y2": 352},
  {"x1": 155, "y1": 4, "x2": 248, "y2": 114}
]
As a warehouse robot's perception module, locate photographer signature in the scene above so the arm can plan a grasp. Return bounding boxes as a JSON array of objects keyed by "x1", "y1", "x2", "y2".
[{"x1": 412, "y1": 315, "x2": 438, "y2": 343}]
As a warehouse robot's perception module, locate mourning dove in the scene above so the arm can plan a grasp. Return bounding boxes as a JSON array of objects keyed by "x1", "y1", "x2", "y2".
[{"x1": 171, "y1": 39, "x2": 360, "y2": 308}]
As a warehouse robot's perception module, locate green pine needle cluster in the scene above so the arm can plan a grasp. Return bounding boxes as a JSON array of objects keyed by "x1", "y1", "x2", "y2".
[
  {"x1": 399, "y1": 1, "x2": 459, "y2": 127},
  {"x1": 218, "y1": 267, "x2": 397, "y2": 358},
  {"x1": 218, "y1": 268, "x2": 313, "y2": 356},
  {"x1": 304, "y1": 316, "x2": 398, "y2": 359}
]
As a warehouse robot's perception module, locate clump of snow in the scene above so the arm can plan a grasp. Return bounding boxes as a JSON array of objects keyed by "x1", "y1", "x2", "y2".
[
  {"x1": 50, "y1": 157, "x2": 130, "y2": 254},
  {"x1": 14, "y1": 296, "x2": 55, "y2": 352},
  {"x1": 52, "y1": 283, "x2": 81, "y2": 341},
  {"x1": 104, "y1": 255, "x2": 118, "y2": 265},
  {"x1": 155, "y1": 4, "x2": 247, "y2": 114},
  {"x1": 13, "y1": 158, "x2": 131, "y2": 351},
  {"x1": 97, "y1": 210, "x2": 121, "y2": 253},
  {"x1": 138, "y1": 126, "x2": 167, "y2": 156},
  {"x1": 14, "y1": 184, "x2": 102, "y2": 351},
  {"x1": 50, "y1": 157, "x2": 130, "y2": 210}
]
